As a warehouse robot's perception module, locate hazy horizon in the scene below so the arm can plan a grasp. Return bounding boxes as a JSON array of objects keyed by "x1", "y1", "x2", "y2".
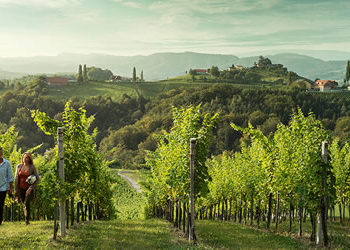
[{"x1": 1, "y1": 0, "x2": 350, "y2": 59}]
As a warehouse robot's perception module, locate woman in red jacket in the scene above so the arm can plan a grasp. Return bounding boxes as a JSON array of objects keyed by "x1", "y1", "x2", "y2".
[{"x1": 15, "y1": 152, "x2": 40, "y2": 225}]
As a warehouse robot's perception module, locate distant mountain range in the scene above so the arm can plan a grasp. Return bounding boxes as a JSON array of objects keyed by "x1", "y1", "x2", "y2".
[
  {"x1": 0, "y1": 69, "x2": 26, "y2": 79},
  {"x1": 0, "y1": 52, "x2": 347, "y2": 82}
]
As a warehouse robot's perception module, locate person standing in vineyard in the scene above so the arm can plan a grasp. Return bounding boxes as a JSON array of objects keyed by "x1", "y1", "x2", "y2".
[
  {"x1": 14, "y1": 152, "x2": 40, "y2": 225},
  {"x1": 0, "y1": 147, "x2": 14, "y2": 225}
]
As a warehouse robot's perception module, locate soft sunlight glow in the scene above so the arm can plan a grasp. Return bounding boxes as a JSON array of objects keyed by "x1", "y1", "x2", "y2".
[{"x1": 0, "y1": 0, "x2": 349, "y2": 58}]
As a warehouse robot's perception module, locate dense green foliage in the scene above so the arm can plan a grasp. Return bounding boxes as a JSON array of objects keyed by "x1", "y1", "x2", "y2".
[
  {"x1": 146, "y1": 105, "x2": 218, "y2": 209},
  {"x1": 0, "y1": 102, "x2": 116, "y2": 221},
  {"x1": 145, "y1": 106, "x2": 347, "y2": 246},
  {"x1": 1, "y1": 78, "x2": 350, "y2": 169},
  {"x1": 330, "y1": 137, "x2": 350, "y2": 221},
  {"x1": 187, "y1": 57, "x2": 305, "y2": 85},
  {"x1": 102, "y1": 85, "x2": 350, "y2": 168},
  {"x1": 31, "y1": 101, "x2": 115, "y2": 218},
  {"x1": 206, "y1": 110, "x2": 334, "y2": 224},
  {"x1": 86, "y1": 66, "x2": 113, "y2": 81}
]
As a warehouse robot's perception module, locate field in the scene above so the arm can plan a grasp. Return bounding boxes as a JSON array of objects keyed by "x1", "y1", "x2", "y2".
[
  {"x1": 46, "y1": 81, "x2": 210, "y2": 101},
  {"x1": 45, "y1": 77, "x2": 290, "y2": 102}
]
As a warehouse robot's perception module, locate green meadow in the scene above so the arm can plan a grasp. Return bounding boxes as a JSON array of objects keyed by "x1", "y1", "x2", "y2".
[{"x1": 47, "y1": 81, "x2": 210, "y2": 101}]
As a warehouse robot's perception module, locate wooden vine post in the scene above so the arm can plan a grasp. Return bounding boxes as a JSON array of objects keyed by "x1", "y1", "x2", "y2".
[
  {"x1": 317, "y1": 141, "x2": 328, "y2": 246},
  {"x1": 58, "y1": 127, "x2": 66, "y2": 237},
  {"x1": 53, "y1": 161, "x2": 59, "y2": 240},
  {"x1": 189, "y1": 138, "x2": 196, "y2": 242}
]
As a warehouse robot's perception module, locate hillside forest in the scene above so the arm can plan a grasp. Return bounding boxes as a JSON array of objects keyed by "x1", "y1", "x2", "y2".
[{"x1": 0, "y1": 76, "x2": 349, "y2": 170}]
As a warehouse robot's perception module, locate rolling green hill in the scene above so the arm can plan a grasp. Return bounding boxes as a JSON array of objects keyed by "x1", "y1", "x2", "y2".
[{"x1": 46, "y1": 81, "x2": 211, "y2": 101}]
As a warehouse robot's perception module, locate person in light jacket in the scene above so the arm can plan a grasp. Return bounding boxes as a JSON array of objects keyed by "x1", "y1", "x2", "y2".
[
  {"x1": 0, "y1": 147, "x2": 13, "y2": 225},
  {"x1": 15, "y1": 152, "x2": 40, "y2": 225}
]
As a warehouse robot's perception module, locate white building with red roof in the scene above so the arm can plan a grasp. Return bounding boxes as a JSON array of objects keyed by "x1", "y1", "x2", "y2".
[{"x1": 313, "y1": 80, "x2": 338, "y2": 91}]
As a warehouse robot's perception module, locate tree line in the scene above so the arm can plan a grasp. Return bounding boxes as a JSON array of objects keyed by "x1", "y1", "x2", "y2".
[
  {"x1": 1, "y1": 79, "x2": 350, "y2": 169},
  {"x1": 188, "y1": 56, "x2": 303, "y2": 85},
  {"x1": 75, "y1": 64, "x2": 144, "y2": 83}
]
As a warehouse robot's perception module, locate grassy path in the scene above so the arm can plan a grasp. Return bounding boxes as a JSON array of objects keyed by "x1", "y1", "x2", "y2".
[
  {"x1": 196, "y1": 220, "x2": 305, "y2": 249},
  {"x1": 0, "y1": 219, "x2": 191, "y2": 249},
  {"x1": 2, "y1": 170, "x2": 349, "y2": 248},
  {"x1": 0, "y1": 219, "x2": 308, "y2": 249}
]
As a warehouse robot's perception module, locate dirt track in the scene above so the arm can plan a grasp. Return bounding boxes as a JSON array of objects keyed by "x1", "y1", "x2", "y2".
[{"x1": 118, "y1": 171, "x2": 142, "y2": 193}]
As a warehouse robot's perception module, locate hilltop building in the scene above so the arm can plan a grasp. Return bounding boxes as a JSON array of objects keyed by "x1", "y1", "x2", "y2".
[
  {"x1": 46, "y1": 77, "x2": 69, "y2": 86},
  {"x1": 227, "y1": 64, "x2": 244, "y2": 71},
  {"x1": 313, "y1": 80, "x2": 338, "y2": 91},
  {"x1": 110, "y1": 75, "x2": 132, "y2": 82},
  {"x1": 193, "y1": 69, "x2": 208, "y2": 75}
]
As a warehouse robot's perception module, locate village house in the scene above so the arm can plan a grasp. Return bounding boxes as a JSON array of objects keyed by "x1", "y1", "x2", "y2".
[
  {"x1": 313, "y1": 80, "x2": 338, "y2": 91},
  {"x1": 110, "y1": 75, "x2": 122, "y2": 82},
  {"x1": 227, "y1": 64, "x2": 244, "y2": 71},
  {"x1": 46, "y1": 77, "x2": 69, "y2": 86},
  {"x1": 109, "y1": 75, "x2": 132, "y2": 82}
]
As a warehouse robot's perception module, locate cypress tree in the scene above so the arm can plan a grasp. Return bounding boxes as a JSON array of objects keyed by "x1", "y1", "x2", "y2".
[
  {"x1": 77, "y1": 64, "x2": 83, "y2": 83},
  {"x1": 83, "y1": 64, "x2": 88, "y2": 82},
  {"x1": 132, "y1": 67, "x2": 136, "y2": 82},
  {"x1": 140, "y1": 70, "x2": 144, "y2": 82},
  {"x1": 345, "y1": 60, "x2": 350, "y2": 84}
]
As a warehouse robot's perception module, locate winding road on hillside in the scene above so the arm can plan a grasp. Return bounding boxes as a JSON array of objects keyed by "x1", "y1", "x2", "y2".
[{"x1": 118, "y1": 171, "x2": 142, "y2": 193}]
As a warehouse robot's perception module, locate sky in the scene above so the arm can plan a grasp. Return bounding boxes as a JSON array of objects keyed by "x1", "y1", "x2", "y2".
[{"x1": 0, "y1": 0, "x2": 349, "y2": 58}]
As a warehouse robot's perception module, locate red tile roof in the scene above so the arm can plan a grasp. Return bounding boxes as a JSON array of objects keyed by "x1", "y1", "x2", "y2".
[
  {"x1": 193, "y1": 69, "x2": 208, "y2": 73},
  {"x1": 315, "y1": 80, "x2": 338, "y2": 86},
  {"x1": 46, "y1": 77, "x2": 69, "y2": 85}
]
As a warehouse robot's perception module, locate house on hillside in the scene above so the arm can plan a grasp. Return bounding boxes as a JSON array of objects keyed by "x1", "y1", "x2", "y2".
[
  {"x1": 110, "y1": 75, "x2": 122, "y2": 82},
  {"x1": 312, "y1": 80, "x2": 338, "y2": 91},
  {"x1": 227, "y1": 64, "x2": 244, "y2": 71},
  {"x1": 46, "y1": 77, "x2": 69, "y2": 86},
  {"x1": 227, "y1": 64, "x2": 235, "y2": 71},
  {"x1": 193, "y1": 69, "x2": 208, "y2": 75},
  {"x1": 109, "y1": 75, "x2": 132, "y2": 82}
]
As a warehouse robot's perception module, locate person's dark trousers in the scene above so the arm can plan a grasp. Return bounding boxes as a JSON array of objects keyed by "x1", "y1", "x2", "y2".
[{"x1": 0, "y1": 191, "x2": 7, "y2": 225}]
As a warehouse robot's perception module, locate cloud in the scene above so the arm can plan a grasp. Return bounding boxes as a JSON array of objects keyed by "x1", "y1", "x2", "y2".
[
  {"x1": 0, "y1": 0, "x2": 81, "y2": 8},
  {"x1": 65, "y1": 10, "x2": 100, "y2": 22},
  {"x1": 150, "y1": 0, "x2": 281, "y2": 15},
  {"x1": 112, "y1": 0, "x2": 142, "y2": 8},
  {"x1": 122, "y1": 1, "x2": 142, "y2": 8}
]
